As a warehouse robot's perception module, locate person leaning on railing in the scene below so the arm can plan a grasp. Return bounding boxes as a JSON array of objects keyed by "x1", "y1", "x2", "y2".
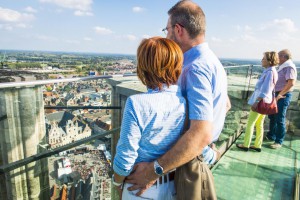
[
  {"x1": 112, "y1": 36, "x2": 186, "y2": 200},
  {"x1": 266, "y1": 49, "x2": 297, "y2": 149},
  {"x1": 236, "y1": 51, "x2": 279, "y2": 152}
]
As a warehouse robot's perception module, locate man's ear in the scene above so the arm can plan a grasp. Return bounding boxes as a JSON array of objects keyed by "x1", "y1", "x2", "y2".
[{"x1": 175, "y1": 24, "x2": 184, "y2": 37}]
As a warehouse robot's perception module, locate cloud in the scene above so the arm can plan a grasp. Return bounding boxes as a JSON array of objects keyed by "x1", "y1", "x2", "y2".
[
  {"x1": 211, "y1": 37, "x2": 222, "y2": 42},
  {"x1": 40, "y1": 0, "x2": 93, "y2": 16},
  {"x1": 274, "y1": 32, "x2": 300, "y2": 42},
  {"x1": 83, "y1": 37, "x2": 92, "y2": 41},
  {"x1": 132, "y1": 6, "x2": 144, "y2": 13},
  {"x1": 260, "y1": 18, "x2": 297, "y2": 33},
  {"x1": 0, "y1": 24, "x2": 13, "y2": 30},
  {"x1": 36, "y1": 34, "x2": 58, "y2": 42},
  {"x1": 0, "y1": 7, "x2": 34, "y2": 30},
  {"x1": 65, "y1": 39, "x2": 80, "y2": 44},
  {"x1": 142, "y1": 35, "x2": 151, "y2": 39},
  {"x1": 94, "y1": 26, "x2": 114, "y2": 35},
  {"x1": 74, "y1": 10, "x2": 93, "y2": 16},
  {"x1": 241, "y1": 34, "x2": 257, "y2": 42},
  {"x1": 16, "y1": 23, "x2": 30, "y2": 28},
  {"x1": 273, "y1": 18, "x2": 297, "y2": 32},
  {"x1": 235, "y1": 25, "x2": 252, "y2": 32},
  {"x1": 0, "y1": 7, "x2": 35, "y2": 22},
  {"x1": 25, "y1": 6, "x2": 37, "y2": 13},
  {"x1": 244, "y1": 25, "x2": 252, "y2": 32},
  {"x1": 126, "y1": 34, "x2": 137, "y2": 41}
]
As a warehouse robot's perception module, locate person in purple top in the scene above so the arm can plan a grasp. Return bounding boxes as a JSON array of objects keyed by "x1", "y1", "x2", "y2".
[{"x1": 266, "y1": 49, "x2": 297, "y2": 149}]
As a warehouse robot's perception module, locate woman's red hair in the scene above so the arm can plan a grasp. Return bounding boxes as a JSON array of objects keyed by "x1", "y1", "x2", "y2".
[{"x1": 137, "y1": 36, "x2": 183, "y2": 90}]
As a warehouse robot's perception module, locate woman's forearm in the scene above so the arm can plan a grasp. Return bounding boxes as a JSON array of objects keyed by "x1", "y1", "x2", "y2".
[{"x1": 114, "y1": 173, "x2": 126, "y2": 183}]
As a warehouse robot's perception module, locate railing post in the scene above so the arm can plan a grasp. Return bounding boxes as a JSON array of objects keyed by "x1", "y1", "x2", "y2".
[
  {"x1": 106, "y1": 77, "x2": 145, "y2": 200},
  {"x1": 245, "y1": 64, "x2": 254, "y2": 100}
]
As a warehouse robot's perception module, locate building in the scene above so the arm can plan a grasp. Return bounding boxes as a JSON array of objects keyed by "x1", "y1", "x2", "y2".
[{"x1": 46, "y1": 111, "x2": 92, "y2": 148}]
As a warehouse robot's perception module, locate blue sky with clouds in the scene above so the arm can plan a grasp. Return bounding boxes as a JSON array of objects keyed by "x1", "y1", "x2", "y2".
[{"x1": 1, "y1": 0, "x2": 300, "y2": 61}]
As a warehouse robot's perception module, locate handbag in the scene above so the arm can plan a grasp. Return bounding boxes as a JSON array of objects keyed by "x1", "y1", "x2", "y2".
[
  {"x1": 253, "y1": 70, "x2": 278, "y2": 115},
  {"x1": 174, "y1": 155, "x2": 217, "y2": 200},
  {"x1": 254, "y1": 96, "x2": 278, "y2": 115}
]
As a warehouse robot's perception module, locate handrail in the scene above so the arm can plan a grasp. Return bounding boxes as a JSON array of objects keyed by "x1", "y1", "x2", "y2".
[
  {"x1": 224, "y1": 64, "x2": 260, "y2": 69},
  {"x1": 0, "y1": 73, "x2": 137, "y2": 89},
  {"x1": 0, "y1": 127, "x2": 120, "y2": 173},
  {"x1": 44, "y1": 105, "x2": 121, "y2": 110},
  {"x1": 0, "y1": 65, "x2": 268, "y2": 89}
]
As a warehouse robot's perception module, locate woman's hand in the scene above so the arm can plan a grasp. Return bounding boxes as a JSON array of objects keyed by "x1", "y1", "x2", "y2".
[
  {"x1": 251, "y1": 102, "x2": 259, "y2": 112},
  {"x1": 210, "y1": 143, "x2": 221, "y2": 162}
]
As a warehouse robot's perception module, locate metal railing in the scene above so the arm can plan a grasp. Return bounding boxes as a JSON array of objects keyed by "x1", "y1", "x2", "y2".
[
  {"x1": 44, "y1": 105, "x2": 121, "y2": 110},
  {"x1": 0, "y1": 65, "x2": 299, "y2": 199},
  {"x1": 0, "y1": 128, "x2": 120, "y2": 173},
  {"x1": 0, "y1": 73, "x2": 137, "y2": 89},
  {"x1": 1, "y1": 65, "x2": 299, "y2": 174}
]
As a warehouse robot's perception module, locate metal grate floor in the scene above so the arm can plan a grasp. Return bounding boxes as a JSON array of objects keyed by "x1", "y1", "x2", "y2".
[{"x1": 212, "y1": 134, "x2": 300, "y2": 200}]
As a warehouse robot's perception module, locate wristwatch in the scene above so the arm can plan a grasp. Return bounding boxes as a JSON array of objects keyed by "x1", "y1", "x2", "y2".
[
  {"x1": 154, "y1": 160, "x2": 164, "y2": 176},
  {"x1": 112, "y1": 174, "x2": 123, "y2": 188}
]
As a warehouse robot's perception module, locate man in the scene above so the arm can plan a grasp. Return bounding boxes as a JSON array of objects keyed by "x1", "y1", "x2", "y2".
[
  {"x1": 266, "y1": 49, "x2": 297, "y2": 148},
  {"x1": 126, "y1": 1, "x2": 228, "y2": 198}
]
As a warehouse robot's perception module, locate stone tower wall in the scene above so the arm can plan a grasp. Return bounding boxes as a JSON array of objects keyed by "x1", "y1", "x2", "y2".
[{"x1": 0, "y1": 86, "x2": 49, "y2": 200}]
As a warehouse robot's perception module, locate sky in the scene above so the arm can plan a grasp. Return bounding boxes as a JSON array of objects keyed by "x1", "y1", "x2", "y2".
[{"x1": 1, "y1": 0, "x2": 300, "y2": 61}]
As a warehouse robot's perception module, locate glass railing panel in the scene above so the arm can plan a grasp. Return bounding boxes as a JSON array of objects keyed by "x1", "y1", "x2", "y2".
[
  {"x1": 2, "y1": 65, "x2": 296, "y2": 199},
  {"x1": 0, "y1": 134, "x2": 116, "y2": 199},
  {"x1": 43, "y1": 78, "x2": 113, "y2": 150},
  {"x1": 47, "y1": 137, "x2": 113, "y2": 200},
  {"x1": 219, "y1": 65, "x2": 300, "y2": 149},
  {"x1": 216, "y1": 65, "x2": 257, "y2": 147},
  {"x1": 0, "y1": 76, "x2": 126, "y2": 200}
]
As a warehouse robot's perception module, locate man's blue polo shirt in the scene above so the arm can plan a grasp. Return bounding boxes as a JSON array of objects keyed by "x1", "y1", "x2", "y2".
[{"x1": 178, "y1": 42, "x2": 228, "y2": 164}]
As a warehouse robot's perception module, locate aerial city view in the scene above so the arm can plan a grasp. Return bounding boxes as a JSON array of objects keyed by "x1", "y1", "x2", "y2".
[
  {"x1": 0, "y1": 51, "x2": 137, "y2": 199},
  {"x1": 0, "y1": 0, "x2": 300, "y2": 200}
]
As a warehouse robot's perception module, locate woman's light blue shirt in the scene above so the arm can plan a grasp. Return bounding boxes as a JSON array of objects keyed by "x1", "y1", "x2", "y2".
[
  {"x1": 248, "y1": 66, "x2": 278, "y2": 105},
  {"x1": 113, "y1": 85, "x2": 186, "y2": 176}
]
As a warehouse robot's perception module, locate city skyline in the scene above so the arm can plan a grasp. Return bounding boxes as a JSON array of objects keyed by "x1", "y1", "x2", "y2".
[{"x1": 1, "y1": 0, "x2": 300, "y2": 61}]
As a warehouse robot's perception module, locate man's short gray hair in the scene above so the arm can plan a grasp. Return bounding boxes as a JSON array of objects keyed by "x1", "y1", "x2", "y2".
[
  {"x1": 168, "y1": 0, "x2": 206, "y2": 39},
  {"x1": 279, "y1": 49, "x2": 292, "y2": 60}
]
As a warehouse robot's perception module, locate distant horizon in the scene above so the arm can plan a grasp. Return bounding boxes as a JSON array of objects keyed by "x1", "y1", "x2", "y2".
[{"x1": 2, "y1": 48, "x2": 300, "y2": 64}]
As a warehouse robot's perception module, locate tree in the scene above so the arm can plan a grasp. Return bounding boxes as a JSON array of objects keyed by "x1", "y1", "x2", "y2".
[
  {"x1": 46, "y1": 85, "x2": 52, "y2": 91},
  {"x1": 64, "y1": 85, "x2": 71, "y2": 92}
]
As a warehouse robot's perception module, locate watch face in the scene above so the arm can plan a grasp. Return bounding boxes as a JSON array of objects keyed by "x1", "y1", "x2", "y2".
[{"x1": 155, "y1": 167, "x2": 163, "y2": 175}]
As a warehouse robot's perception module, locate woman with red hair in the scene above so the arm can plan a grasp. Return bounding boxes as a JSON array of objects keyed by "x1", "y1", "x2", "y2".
[{"x1": 113, "y1": 37, "x2": 186, "y2": 200}]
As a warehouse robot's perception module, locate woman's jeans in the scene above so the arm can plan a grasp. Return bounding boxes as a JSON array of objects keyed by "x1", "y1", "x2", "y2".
[{"x1": 267, "y1": 91, "x2": 292, "y2": 144}]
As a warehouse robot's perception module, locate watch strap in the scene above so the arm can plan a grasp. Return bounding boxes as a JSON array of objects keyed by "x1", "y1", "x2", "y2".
[{"x1": 154, "y1": 160, "x2": 164, "y2": 176}]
